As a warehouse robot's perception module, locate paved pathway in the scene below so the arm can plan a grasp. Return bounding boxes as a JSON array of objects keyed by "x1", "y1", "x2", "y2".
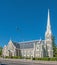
[{"x1": 0, "y1": 58, "x2": 57, "y2": 65}]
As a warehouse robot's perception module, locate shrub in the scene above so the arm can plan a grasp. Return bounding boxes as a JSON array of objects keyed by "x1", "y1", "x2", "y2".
[
  {"x1": 12, "y1": 56, "x2": 22, "y2": 59},
  {"x1": 5, "y1": 56, "x2": 22, "y2": 59},
  {"x1": 32, "y1": 58, "x2": 35, "y2": 60},
  {"x1": 50, "y1": 57, "x2": 57, "y2": 61},
  {"x1": 5, "y1": 56, "x2": 10, "y2": 58},
  {"x1": 26, "y1": 57, "x2": 31, "y2": 59},
  {"x1": 32, "y1": 57, "x2": 57, "y2": 61}
]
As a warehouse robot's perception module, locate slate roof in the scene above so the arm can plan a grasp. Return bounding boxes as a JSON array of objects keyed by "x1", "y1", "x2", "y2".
[
  {"x1": 12, "y1": 40, "x2": 44, "y2": 49},
  {"x1": 19, "y1": 42, "x2": 34, "y2": 49},
  {"x1": 12, "y1": 41, "x2": 20, "y2": 48}
]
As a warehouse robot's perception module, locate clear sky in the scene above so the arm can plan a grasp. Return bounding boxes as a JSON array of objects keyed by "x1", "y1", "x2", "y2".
[{"x1": 0, "y1": 0, "x2": 57, "y2": 47}]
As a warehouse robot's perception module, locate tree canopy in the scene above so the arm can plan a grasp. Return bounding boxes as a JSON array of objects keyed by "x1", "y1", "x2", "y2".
[
  {"x1": 52, "y1": 36, "x2": 57, "y2": 57},
  {"x1": 0, "y1": 46, "x2": 2, "y2": 56}
]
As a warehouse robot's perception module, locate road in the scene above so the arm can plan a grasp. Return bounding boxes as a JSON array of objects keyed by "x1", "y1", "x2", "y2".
[{"x1": 0, "y1": 58, "x2": 57, "y2": 65}]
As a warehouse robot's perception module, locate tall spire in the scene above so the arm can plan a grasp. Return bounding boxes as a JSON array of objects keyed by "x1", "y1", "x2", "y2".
[
  {"x1": 45, "y1": 9, "x2": 53, "y2": 58},
  {"x1": 45, "y1": 9, "x2": 52, "y2": 39},
  {"x1": 46, "y1": 9, "x2": 51, "y2": 33}
]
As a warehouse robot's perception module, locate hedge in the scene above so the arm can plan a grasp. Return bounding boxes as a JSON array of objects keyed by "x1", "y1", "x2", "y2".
[
  {"x1": 5, "y1": 56, "x2": 22, "y2": 59},
  {"x1": 32, "y1": 57, "x2": 57, "y2": 61},
  {"x1": 4, "y1": 56, "x2": 57, "y2": 61}
]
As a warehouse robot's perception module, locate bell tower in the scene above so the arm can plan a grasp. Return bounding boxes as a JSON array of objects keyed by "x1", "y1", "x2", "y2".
[{"x1": 45, "y1": 9, "x2": 53, "y2": 57}]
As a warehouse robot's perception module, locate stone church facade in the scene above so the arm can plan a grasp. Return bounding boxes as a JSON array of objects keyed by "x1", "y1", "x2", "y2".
[{"x1": 2, "y1": 9, "x2": 53, "y2": 58}]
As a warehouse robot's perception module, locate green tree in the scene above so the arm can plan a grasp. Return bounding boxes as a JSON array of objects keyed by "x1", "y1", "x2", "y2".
[
  {"x1": 0, "y1": 46, "x2": 2, "y2": 56},
  {"x1": 52, "y1": 36, "x2": 57, "y2": 57}
]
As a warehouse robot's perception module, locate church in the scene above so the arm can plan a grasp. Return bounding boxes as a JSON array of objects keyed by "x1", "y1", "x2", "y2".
[{"x1": 2, "y1": 9, "x2": 53, "y2": 58}]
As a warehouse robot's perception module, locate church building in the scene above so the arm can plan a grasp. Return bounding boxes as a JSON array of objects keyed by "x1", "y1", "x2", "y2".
[{"x1": 2, "y1": 9, "x2": 53, "y2": 58}]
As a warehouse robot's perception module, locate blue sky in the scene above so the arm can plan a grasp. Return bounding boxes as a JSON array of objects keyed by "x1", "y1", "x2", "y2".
[{"x1": 0, "y1": 0, "x2": 57, "y2": 47}]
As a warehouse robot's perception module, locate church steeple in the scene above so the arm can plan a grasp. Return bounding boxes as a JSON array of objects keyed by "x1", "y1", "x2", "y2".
[
  {"x1": 45, "y1": 9, "x2": 53, "y2": 57},
  {"x1": 47, "y1": 9, "x2": 51, "y2": 33},
  {"x1": 45, "y1": 9, "x2": 52, "y2": 40}
]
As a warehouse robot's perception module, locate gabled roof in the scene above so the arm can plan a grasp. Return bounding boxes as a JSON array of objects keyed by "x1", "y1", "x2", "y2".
[
  {"x1": 12, "y1": 41, "x2": 20, "y2": 48},
  {"x1": 12, "y1": 41, "x2": 34, "y2": 49},
  {"x1": 10, "y1": 40, "x2": 45, "y2": 49},
  {"x1": 19, "y1": 42, "x2": 34, "y2": 49}
]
